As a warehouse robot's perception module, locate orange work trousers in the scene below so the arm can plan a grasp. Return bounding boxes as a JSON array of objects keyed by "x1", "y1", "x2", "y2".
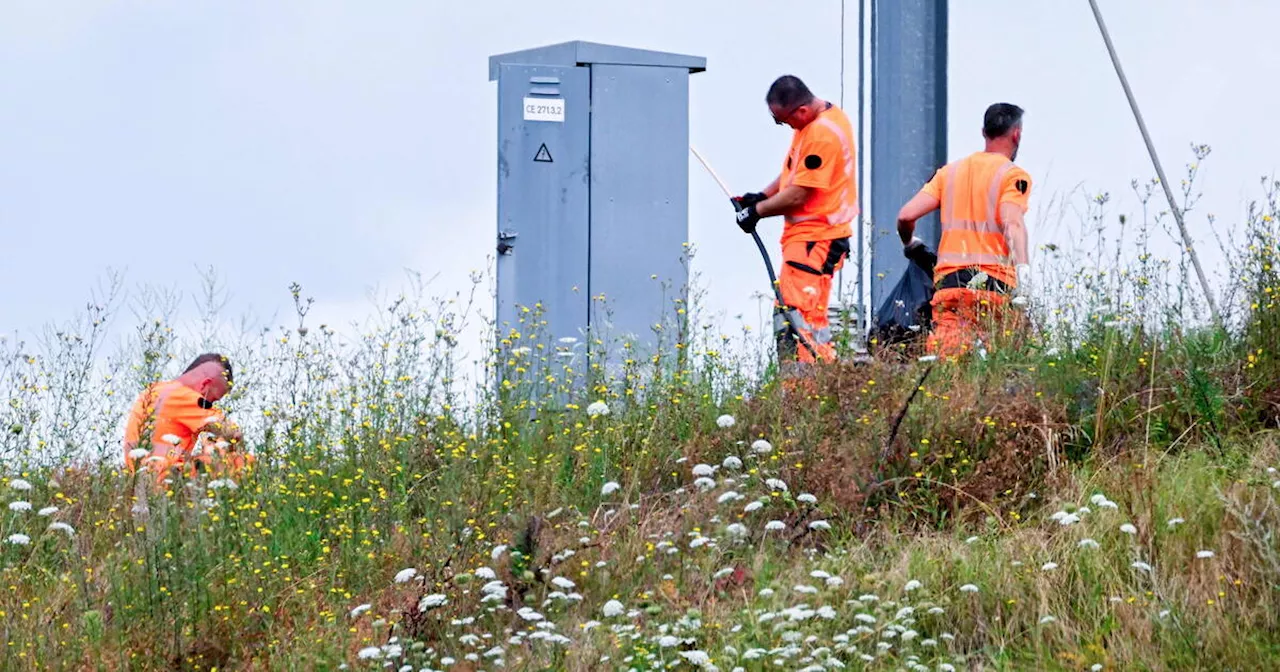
[
  {"x1": 926, "y1": 287, "x2": 1021, "y2": 358},
  {"x1": 778, "y1": 238, "x2": 850, "y2": 363}
]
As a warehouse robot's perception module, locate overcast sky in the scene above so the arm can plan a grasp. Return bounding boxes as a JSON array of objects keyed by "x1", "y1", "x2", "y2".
[{"x1": 2, "y1": 0, "x2": 1276, "y2": 367}]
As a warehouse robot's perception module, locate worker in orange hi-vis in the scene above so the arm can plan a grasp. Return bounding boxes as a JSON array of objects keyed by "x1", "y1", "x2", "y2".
[
  {"x1": 123, "y1": 352, "x2": 251, "y2": 482},
  {"x1": 896, "y1": 103, "x2": 1033, "y2": 359},
  {"x1": 732, "y1": 75, "x2": 856, "y2": 366}
]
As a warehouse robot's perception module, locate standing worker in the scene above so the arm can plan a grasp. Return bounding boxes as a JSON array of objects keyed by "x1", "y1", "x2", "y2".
[
  {"x1": 732, "y1": 75, "x2": 857, "y2": 366},
  {"x1": 896, "y1": 103, "x2": 1033, "y2": 358}
]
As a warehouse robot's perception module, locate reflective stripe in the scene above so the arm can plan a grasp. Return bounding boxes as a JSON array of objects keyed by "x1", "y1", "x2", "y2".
[
  {"x1": 986, "y1": 162, "x2": 1013, "y2": 230},
  {"x1": 937, "y1": 156, "x2": 1015, "y2": 275},
  {"x1": 941, "y1": 218, "x2": 1004, "y2": 235},
  {"x1": 937, "y1": 249, "x2": 1011, "y2": 266},
  {"x1": 783, "y1": 114, "x2": 858, "y2": 227},
  {"x1": 786, "y1": 203, "x2": 857, "y2": 226}
]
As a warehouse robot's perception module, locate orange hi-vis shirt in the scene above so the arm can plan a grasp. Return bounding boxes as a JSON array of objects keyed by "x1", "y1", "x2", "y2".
[
  {"x1": 922, "y1": 151, "x2": 1032, "y2": 287},
  {"x1": 777, "y1": 103, "x2": 858, "y2": 245},
  {"x1": 123, "y1": 379, "x2": 225, "y2": 472}
]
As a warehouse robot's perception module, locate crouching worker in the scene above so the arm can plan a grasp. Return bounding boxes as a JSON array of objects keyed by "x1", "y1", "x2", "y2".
[
  {"x1": 123, "y1": 352, "x2": 252, "y2": 483},
  {"x1": 896, "y1": 103, "x2": 1034, "y2": 359}
]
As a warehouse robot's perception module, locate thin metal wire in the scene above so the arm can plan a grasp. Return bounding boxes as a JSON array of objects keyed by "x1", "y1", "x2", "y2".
[{"x1": 1086, "y1": 0, "x2": 1221, "y2": 325}]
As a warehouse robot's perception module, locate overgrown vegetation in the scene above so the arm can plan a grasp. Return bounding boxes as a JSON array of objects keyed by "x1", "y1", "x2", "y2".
[{"x1": 2, "y1": 154, "x2": 1279, "y2": 671}]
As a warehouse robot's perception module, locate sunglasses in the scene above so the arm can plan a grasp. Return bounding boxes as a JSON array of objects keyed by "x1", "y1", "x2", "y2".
[{"x1": 772, "y1": 102, "x2": 806, "y2": 126}]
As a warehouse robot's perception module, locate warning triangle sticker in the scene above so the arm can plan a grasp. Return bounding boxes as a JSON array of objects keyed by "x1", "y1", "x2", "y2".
[{"x1": 533, "y1": 143, "x2": 553, "y2": 163}]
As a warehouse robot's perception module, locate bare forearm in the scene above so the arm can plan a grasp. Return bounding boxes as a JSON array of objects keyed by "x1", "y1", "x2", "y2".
[
  {"x1": 763, "y1": 176, "x2": 780, "y2": 198},
  {"x1": 1001, "y1": 205, "x2": 1029, "y2": 266},
  {"x1": 756, "y1": 185, "x2": 808, "y2": 218},
  {"x1": 897, "y1": 192, "x2": 941, "y2": 244}
]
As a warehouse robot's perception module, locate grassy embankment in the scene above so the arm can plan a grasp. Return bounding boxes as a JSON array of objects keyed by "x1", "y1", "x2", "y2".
[{"x1": 2, "y1": 159, "x2": 1280, "y2": 670}]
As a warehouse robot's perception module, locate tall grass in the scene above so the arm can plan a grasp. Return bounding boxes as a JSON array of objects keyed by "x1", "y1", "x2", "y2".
[{"x1": 2, "y1": 152, "x2": 1279, "y2": 670}]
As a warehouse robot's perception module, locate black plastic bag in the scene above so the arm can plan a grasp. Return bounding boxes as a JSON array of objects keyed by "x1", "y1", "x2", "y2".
[{"x1": 870, "y1": 245, "x2": 937, "y2": 347}]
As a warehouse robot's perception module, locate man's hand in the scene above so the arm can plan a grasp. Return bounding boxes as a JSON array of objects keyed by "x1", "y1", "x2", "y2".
[
  {"x1": 1012, "y1": 263, "x2": 1033, "y2": 307},
  {"x1": 735, "y1": 192, "x2": 767, "y2": 208},
  {"x1": 734, "y1": 202, "x2": 761, "y2": 234}
]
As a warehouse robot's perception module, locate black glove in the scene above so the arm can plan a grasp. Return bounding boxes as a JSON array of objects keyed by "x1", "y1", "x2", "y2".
[
  {"x1": 736, "y1": 192, "x2": 767, "y2": 208},
  {"x1": 903, "y1": 237, "x2": 937, "y2": 272},
  {"x1": 733, "y1": 201, "x2": 761, "y2": 234}
]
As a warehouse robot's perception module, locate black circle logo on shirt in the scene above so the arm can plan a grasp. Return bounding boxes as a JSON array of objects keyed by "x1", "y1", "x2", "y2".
[{"x1": 804, "y1": 154, "x2": 823, "y2": 170}]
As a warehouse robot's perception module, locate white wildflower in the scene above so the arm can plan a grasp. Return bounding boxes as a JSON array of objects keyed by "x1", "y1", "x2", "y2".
[
  {"x1": 551, "y1": 577, "x2": 575, "y2": 589},
  {"x1": 744, "y1": 500, "x2": 764, "y2": 513},
  {"x1": 1078, "y1": 538, "x2": 1100, "y2": 549},
  {"x1": 693, "y1": 477, "x2": 716, "y2": 492},
  {"x1": 517, "y1": 607, "x2": 544, "y2": 621},
  {"x1": 965, "y1": 536, "x2": 979, "y2": 544},
  {"x1": 817, "y1": 605, "x2": 837, "y2": 620},
  {"x1": 393, "y1": 568, "x2": 418, "y2": 584},
  {"x1": 678, "y1": 650, "x2": 713, "y2": 667},
  {"x1": 855, "y1": 613, "x2": 877, "y2": 624},
  {"x1": 48, "y1": 522, "x2": 74, "y2": 536},
  {"x1": 357, "y1": 646, "x2": 381, "y2": 660},
  {"x1": 1120, "y1": 523, "x2": 1138, "y2": 535},
  {"x1": 1196, "y1": 550, "x2": 1215, "y2": 559},
  {"x1": 9, "y1": 501, "x2": 31, "y2": 512},
  {"x1": 586, "y1": 401, "x2": 610, "y2": 417},
  {"x1": 918, "y1": 355, "x2": 938, "y2": 362},
  {"x1": 722, "y1": 456, "x2": 743, "y2": 470},
  {"x1": 602, "y1": 600, "x2": 625, "y2": 617},
  {"x1": 128, "y1": 448, "x2": 150, "y2": 461},
  {"x1": 418, "y1": 594, "x2": 448, "y2": 611},
  {"x1": 601, "y1": 481, "x2": 621, "y2": 496},
  {"x1": 491, "y1": 544, "x2": 508, "y2": 561},
  {"x1": 1041, "y1": 562, "x2": 1058, "y2": 571},
  {"x1": 1167, "y1": 517, "x2": 1186, "y2": 528},
  {"x1": 726, "y1": 523, "x2": 748, "y2": 538},
  {"x1": 161, "y1": 433, "x2": 182, "y2": 446},
  {"x1": 765, "y1": 478, "x2": 788, "y2": 492},
  {"x1": 8, "y1": 478, "x2": 33, "y2": 492},
  {"x1": 658, "y1": 635, "x2": 679, "y2": 648},
  {"x1": 1039, "y1": 614, "x2": 1057, "y2": 624},
  {"x1": 716, "y1": 414, "x2": 736, "y2": 428},
  {"x1": 765, "y1": 520, "x2": 786, "y2": 531},
  {"x1": 959, "y1": 584, "x2": 979, "y2": 593},
  {"x1": 751, "y1": 439, "x2": 772, "y2": 454},
  {"x1": 797, "y1": 493, "x2": 818, "y2": 504},
  {"x1": 794, "y1": 584, "x2": 819, "y2": 594},
  {"x1": 939, "y1": 664, "x2": 956, "y2": 672},
  {"x1": 758, "y1": 588, "x2": 775, "y2": 597},
  {"x1": 904, "y1": 579, "x2": 923, "y2": 592},
  {"x1": 692, "y1": 463, "x2": 717, "y2": 477},
  {"x1": 1131, "y1": 560, "x2": 1153, "y2": 572},
  {"x1": 475, "y1": 567, "x2": 497, "y2": 580},
  {"x1": 37, "y1": 506, "x2": 58, "y2": 517},
  {"x1": 808, "y1": 520, "x2": 831, "y2": 531},
  {"x1": 349, "y1": 603, "x2": 372, "y2": 619},
  {"x1": 717, "y1": 491, "x2": 742, "y2": 504},
  {"x1": 6, "y1": 533, "x2": 30, "y2": 545}
]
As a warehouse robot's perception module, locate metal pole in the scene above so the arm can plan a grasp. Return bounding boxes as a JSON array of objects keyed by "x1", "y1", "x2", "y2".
[
  {"x1": 837, "y1": 0, "x2": 846, "y2": 305},
  {"x1": 856, "y1": 0, "x2": 866, "y2": 334},
  {"x1": 1086, "y1": 0, "x2": 1221, "y2": 326},
  {"x1": 869, "y1": 0, "x2": 947, "y2": 319}
]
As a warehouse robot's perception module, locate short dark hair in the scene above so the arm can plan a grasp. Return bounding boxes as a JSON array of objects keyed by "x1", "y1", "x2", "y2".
[
  {"x1": 766, "y1": 75, "x2": 815, "y2": 109},
  {"x1": 983, "y1": 103, "x2": 1024, "y2": 139},
  {"x1": 184, "y1": 352, "x2": 233, "y2": 384}
]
